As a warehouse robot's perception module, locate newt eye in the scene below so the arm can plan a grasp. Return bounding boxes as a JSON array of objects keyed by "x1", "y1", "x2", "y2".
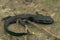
[
  {"x1": 38, "y1": 19, "x2": 54, "y2": 24},
  {"x1": 46, "y1": 20, "x2": 49, "y2": 22},
  {"x1": 43, "y1": 20, "x2": 54, "y2": 24}
]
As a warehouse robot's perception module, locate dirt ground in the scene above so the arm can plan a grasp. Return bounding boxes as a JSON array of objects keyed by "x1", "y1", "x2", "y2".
[{"x1": 0, "y1": 0, "x2": 60, "y2": 40}]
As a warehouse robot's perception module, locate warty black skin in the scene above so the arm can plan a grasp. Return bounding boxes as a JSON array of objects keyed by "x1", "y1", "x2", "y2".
[
  {"x1": 3, "y1": 13, "x2": 54, "y2": 36},
  {"x1": 4, "y1": 16, "x2": 31, "y2": 36},
  {"x1": 17, "y1": 13, "x2": 54, "y2": 24},
  {"x1": 4, "y1": 13, "x2": 54, "y2": 26}
]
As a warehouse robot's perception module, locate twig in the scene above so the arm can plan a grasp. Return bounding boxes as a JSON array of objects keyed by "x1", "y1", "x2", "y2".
[
  {"x1": 24, "y1": 25, "x2": 27, "y2": 40},
  {"x1": 28, "y1": 21, "x2": 60, "y2": 40},
  {"x1": 24, "y1": 25, "x2": 31, "y2": 40},
  {"x1": 24, "y1": 24, "x2": 35, "y2": 40},
  {"x1": 24, "y1": 25, "x2": 30, "y2": 40}
]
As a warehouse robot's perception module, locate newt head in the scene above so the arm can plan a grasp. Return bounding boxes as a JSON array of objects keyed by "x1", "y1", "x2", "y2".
[
  {"x1": 33, "y1": 15, "x2": 54, "y2": 24},
  {"x1": 41, "y1": 16, "x2": 54, "y2": 24}
]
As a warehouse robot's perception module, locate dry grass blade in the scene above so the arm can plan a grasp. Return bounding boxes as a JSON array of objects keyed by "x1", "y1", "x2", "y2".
[
  {"x1": 24, "y1": 26, "x2": 27, "y2": 40},
  {"x1": 28, "y1": 21, "x2": 60, "y2": 40},
  {"x1": 24, "y1": 25, "x2": 34, "y2": 40}
]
